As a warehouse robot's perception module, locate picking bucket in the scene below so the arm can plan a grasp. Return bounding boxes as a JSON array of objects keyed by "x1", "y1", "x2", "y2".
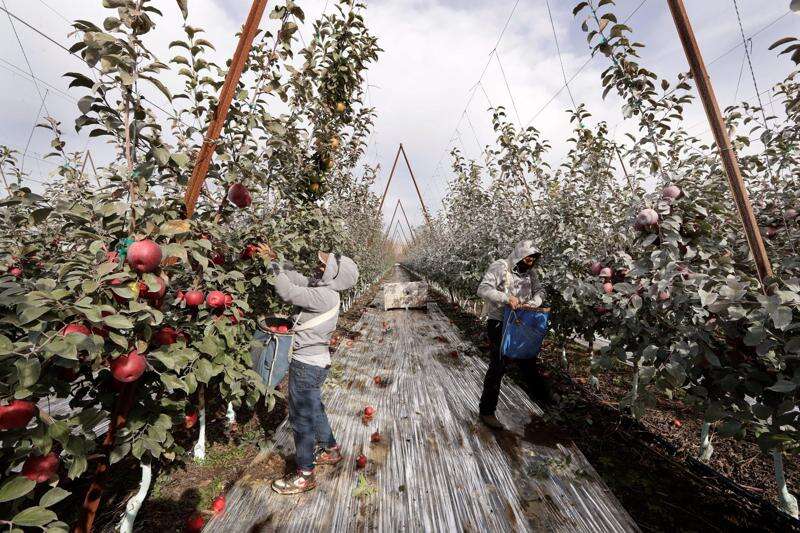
[
  {"x1": 501, "y1": 306, "x2": 550, "y2": 360},
  {"x1": 251, "y1": 318, "x2": 294, "y2": 388}
]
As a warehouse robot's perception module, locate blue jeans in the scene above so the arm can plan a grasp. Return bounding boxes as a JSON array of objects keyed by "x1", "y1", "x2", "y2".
[{"x1": 288, "y1": 359, "x2": 336, "y2": 470}]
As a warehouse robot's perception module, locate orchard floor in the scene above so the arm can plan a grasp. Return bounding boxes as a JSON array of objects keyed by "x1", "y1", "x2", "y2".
[{"x1": 204, "y1": 267, "x2": 637, "y2": 532}]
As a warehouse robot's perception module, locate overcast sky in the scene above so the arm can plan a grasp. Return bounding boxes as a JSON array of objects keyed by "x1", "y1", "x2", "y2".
[{"x1": 0, "y1": 0, "x2": 796, "y2": 233}]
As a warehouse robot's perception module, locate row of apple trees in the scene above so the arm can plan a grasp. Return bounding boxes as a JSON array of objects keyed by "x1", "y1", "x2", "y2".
[
  {"x1": 0, "y1": 0, "x2": 389, "y2": 530},
  {"x1": 407, "y1": 0, "x2": 799, "y2": 517}
]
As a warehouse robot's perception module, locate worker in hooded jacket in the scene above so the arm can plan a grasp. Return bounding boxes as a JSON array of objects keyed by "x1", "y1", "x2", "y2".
[
  {"x1": 268, "y1": 251, "x2": 359, "y2": 495},
  {"x1": 476, "y1": 240, "x2": 550, "y2": 430}
]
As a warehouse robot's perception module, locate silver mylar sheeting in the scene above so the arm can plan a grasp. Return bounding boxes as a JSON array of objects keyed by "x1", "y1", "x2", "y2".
[{"x1": 205, "y1": 267, "x2": 637, "y2": 533}]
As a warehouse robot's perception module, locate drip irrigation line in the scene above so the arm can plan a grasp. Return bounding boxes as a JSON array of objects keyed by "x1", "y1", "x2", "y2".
[
  {"x1": 544, "y1": 0, "x2": 578, "y2": 112},
  {"x1": 494, "y1": 50, "x2": 522, "y2": 124}
]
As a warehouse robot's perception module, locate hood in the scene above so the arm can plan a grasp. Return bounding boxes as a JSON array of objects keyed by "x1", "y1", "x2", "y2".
[
  {"x1": 318, "y1": 253, "x2": 359, "y2": 292},
  {"x1": 506, "y1": 240, "x2": 541, "y2": 268}
]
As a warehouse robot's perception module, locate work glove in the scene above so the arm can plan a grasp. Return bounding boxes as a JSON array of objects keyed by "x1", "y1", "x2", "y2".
[
  {"x1": 267, "y1": 261, "x2": 281, "y2": 277},
  {"x1": 530, "y1": 295, "x2": 543, "y2": 308}
]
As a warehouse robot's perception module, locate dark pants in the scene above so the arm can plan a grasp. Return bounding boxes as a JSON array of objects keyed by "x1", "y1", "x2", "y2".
[
  {"x1": 288, "y1": 359, "x2": 336, "y2": 471},
  {"x1": 479, "y1": 319, "x2": 542, "y2": 415}
]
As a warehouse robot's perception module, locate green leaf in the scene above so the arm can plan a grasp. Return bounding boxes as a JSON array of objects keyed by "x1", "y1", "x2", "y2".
[
  {"x1": 16, "y1": 358, "x2": 41, "y2": 388},
  {"x1": 12, "y1": 506, "x2": 57, "y2": 526},
  {"x1": 103, "y1": 314, "x2": 134, "y2": 330},
  {"x1": 771, "y1": 306, "x2": 793, "y2": 330},
  {"x1": 767, "y1": 379, "x2": 797, "y2": 393},
  {"x1": 0, "y1": 334, "x2": 13, "y2": 355},
  {"x1": 0, "y1": 476, "x2": 36, "y2": 503},
  {"x1": 39, "y1": 487, "x2": 70, "y2": 508}
]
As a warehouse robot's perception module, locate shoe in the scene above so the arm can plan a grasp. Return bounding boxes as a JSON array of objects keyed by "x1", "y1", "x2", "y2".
[
  {"x1": 313, "y1": 445, "x2": 343, "y2": 466},
  {"x1": 480, "y1": 414, "x2": 506, "y2": 431},
  {"x1": 271, "y1": 470, "x2": 317, "y2": 495}
]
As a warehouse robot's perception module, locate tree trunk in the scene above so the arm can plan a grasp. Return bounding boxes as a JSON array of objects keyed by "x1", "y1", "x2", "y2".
[
  {"x1": 118, "y1": 459, "x2": 152, "y2": 533},
  {"x1": 773, "y1": 449, "x2": 799, "y2": 518},
  {"x1": 699, "y1": 421, "x2": 714, "y2": 462}
]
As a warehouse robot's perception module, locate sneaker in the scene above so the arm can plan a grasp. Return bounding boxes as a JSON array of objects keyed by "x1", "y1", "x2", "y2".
[
  {"x1": 271, "y1": 470, "x2": 317, "y2": 495},
  {"x1": 480, "y1": 414, "x2": 506, "y2": 431},
  {"x1": 313, "y1": 445, "x2": 343, "y2": 466}
]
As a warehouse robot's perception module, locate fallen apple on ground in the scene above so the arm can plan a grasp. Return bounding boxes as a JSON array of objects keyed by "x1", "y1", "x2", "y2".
[
  {"x1": 184, "y1": 512, "x2": 205, "y2": 533},
  {"x1": 364, "y1": 406, "x2": 375, "y2": 417},
  {"x1": 370, "y1": 431, "x2": 381, "y2": 443},
  {"x1": 184, "y1": 411, "x2": 198, "y2": 429},
  {"x1": 356, "y1": 454, "x2": 367, "y2": 469},
  {"x1": 212, "y1": 495, "x2": 226, "y2": 514}
]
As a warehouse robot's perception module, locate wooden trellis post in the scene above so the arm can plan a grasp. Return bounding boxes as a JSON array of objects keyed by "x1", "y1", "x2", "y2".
[
  {"x1": 378, "y1": 143, "x2": 432, "y2": 226},
  {"x1": 183, "y1": 0, "x2": 269, "y2": 218},
  {"x1": 667, "y1": 0, "x2": 773, "y2": 287}
]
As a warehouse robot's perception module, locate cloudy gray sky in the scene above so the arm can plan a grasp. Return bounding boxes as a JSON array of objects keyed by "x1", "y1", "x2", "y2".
[{"x1": 0, "y1": 0, "x2": 796, "y2": 232}]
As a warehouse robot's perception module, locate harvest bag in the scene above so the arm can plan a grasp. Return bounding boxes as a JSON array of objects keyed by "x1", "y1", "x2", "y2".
[
  {"x1": 501, "y1": 306, "x2": 550, "y2": 360},
  {"x1": 251, "y1": 306, "x2": 339, "y2": 388}
]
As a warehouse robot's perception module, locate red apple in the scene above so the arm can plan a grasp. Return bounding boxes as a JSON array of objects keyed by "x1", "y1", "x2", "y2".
[
  {"x1": 373, "y1": 376, "x2": 382, "y2": 385},
  {"x1": 449, "y1": 350, "x2": 459, "y2": 358},
  {"x1": 355, "y1": 454, "x2": 367, "y2": 469},
  {"x1": 370, "y1": 431, "x2": 381, "y2": 443},
  {"x1": 21, "y1": 452, "x2": 59, "y2": 483},
  {"x1": 598, "y1": 267, "x2": 612, "y2": 278},
  {"x1": 185, "y1": 513, "x2": 205, "y2": 533},
  {"x1": 227, "y1": 183, "x2": 252, "y2": 208},
  {"x1": 0, "y1": 400, "x2": 36, "y2": 430},
  {"x1": 662, "y1": 185, "x2": 682, "y2": 201},
  {"x1": 658, "y1": 290, "x2": 670, "y2": 301},
  {"x1": 153, "y1": 326, "x2": 179, "y2": 346},
  {"x1": 223, "y1": 294, "x2": 233, "y2": 308},
  {"x1": 184, "y1": 411, "x2": 198, "y2": 429},
  {"x1": 184, "y1": 290, "x2": 205, "y2": 307},
  {"x1": 241, "y1": 244, "x2": 259, "y2": 260},
  {"x1": 176, "y1": 290, "x2": 185, "y2": 302},
  {"x1": 210, "y1": 252, "x2": 225, "y2": 266},
  {"x1": 106, "y1": 251, "x2": 119, "y2": 263},
  {"x1": 111, "y1": 350, "x2": 147, "y2": 382},
  {"x1": 765, "y1": 226, "x2": 779, "y2": 239},
  {"x1": 602, "y1": 282, "x2": 614, "y2": 294},
  {"x1": 590, "y1": 262, "x2": 604, "y2": 276},
  {"x1": 142, "y1": 276, "x2": 167, "y2": 301},
  {"x1": 206, "y1": 291, "x2": 226, "y2": 309},
  {"x1": 594, "y1": 305, "x2": 610, "y2": 315},
  {"x1": 364, "y1": 406, "x2": 375, "y2": 417},
  {"x1": 635, "y1": 208, "x2": 659, "y2": 229},
  {"x1": 61, "y1": 323, "x2": 91, "y2": 337},
  {"x1": 672, "y1": 419, "x2": 682, "y2": 428},
  {"x1": 211, "y1": 495, "x2": 226, "y2": 514},
  {"x1": 9, "y1": 267, "x2": 22, "y2": 278},
  {"x1": 127, "y1": 239, "x2": 162, "y2": 273}
]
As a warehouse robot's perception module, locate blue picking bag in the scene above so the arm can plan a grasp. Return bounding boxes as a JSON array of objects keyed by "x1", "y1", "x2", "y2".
[
  {"x1": 501, "y1": 306, "x2": 550, "y2": 360},
  {"x1": 251, "y1": 330, "x2": 293, "y2": 388}
]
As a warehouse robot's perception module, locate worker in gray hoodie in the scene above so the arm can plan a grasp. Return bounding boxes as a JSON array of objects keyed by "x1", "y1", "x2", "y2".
[
  {"x1": 269, "y1": 251, "x2": 359, "y2": 495},
  {"x1": 477, "y1": 240, "x2": 550, "y2": 430}
]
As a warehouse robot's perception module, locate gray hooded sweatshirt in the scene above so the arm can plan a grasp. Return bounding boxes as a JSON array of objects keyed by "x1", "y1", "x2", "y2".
[
  {"x1": 477, "y1": 240, "x2": 546, "y2": 322},
  {"x1": 274, "y1": 254, "x2": 359, "y2": 368}
]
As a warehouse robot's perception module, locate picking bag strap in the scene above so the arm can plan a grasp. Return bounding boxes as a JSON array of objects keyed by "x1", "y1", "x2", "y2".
[{"x1": 293, "y1": 305, "x2": 339, "y2": 332}]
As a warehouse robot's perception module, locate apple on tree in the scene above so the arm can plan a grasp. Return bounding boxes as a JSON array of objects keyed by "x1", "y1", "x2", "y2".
[
  {"x1": 21, "y1": 452, "x2": 60, "y2": 483},
  {"x1": 111, "y1": 350, "x2": 147, "y2": 382},
  {"x1": 0, "y1": 400, "x2": 36, "y2": 430},
  {"x1": 126, "y1": 239, "x2": 162, "y2": 273},
  {"x1": 184, "y1": 290, "x2": 205, "y2": 307},
  {"x1": 227, "y1": 183, "x2": 252, "y2": 208}
]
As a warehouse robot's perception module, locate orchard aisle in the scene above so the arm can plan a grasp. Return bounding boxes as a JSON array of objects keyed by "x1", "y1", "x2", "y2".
[{"x1": 205, "y1": 267, "x2": 637, "y2": 532}]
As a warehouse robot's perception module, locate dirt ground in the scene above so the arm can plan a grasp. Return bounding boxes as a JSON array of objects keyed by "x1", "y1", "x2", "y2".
[{"x1": 424, "y1": 285, "x2": 800, "y2": 533}]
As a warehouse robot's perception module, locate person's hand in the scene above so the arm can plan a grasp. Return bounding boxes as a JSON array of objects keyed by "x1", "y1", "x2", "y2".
[{"x1": 508, "y1": 295, "x2": 521, "y2": 310}]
